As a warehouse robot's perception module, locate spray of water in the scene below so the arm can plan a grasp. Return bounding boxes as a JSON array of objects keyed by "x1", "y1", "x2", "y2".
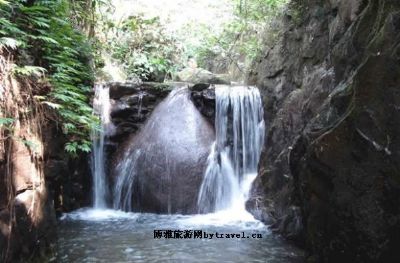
[
  {"x1": 91, "y1": 84, "x2": 115, "y2": 208},
  {"x1": 113, "y1": 149, "x2": 141, "y2": 211},
  {"x1": 197, "y1": 85, "x2": 265, "y2": 216}
]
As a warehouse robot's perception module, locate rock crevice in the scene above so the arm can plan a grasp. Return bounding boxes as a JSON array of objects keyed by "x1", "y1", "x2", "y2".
[{"x1": 249, "y1": 0, "x2": 400, "y2": 261}]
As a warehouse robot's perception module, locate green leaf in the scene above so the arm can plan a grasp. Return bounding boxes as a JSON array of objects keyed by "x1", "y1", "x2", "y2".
[
  {"x1": 35, "y1": 35, "x2": 59, "y2": 45},
  {"x1": 0, "y1": 117, "x2": 14, "y2": 127},
  {"x1": 42, "y1": 101, "x2": 62, "y2": 109},
  {"x1": 21, "y1": 139, "x2": 38, "y2": 151},
  {"x1": 0, "y1": 37, "x2": 21, "y2": 49},
  {"x1": 77, "y1": 143, "x2": 91, "y2": 153},
  {"x1": 65, "y1": 142, "x2": 78, "y2": 154},
  {"x1": 31, "y1": 17, "x2": 50, "y2": 28},
  {"x1": 12, "y1": 65, "x2": 46, "y2": 77}
]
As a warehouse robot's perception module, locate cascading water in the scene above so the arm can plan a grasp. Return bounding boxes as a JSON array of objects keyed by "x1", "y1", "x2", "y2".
[
  {"x1": 58, "y1": 84, "x2": 303, "y2": 263},
  {"x1": 91, "y1": 84, "x2": 114, "y2": 208},
  {"x1": 197, "y1": 85, "x2": 265, "y2": 214},
  {"x1": 113, "y1": 87, "x2": 214, "y2": 213},
  {"x1": 113, "y1": 149, "x2": 141, "y2": 211},
  {"x1": 137, "y1": 92, "x2": 144, "y2": 117}
]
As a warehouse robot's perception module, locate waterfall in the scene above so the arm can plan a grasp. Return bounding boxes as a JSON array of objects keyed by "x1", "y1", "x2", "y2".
[
  {"x1": 91, "y1": 84, "x2": 114, "y2": 209},
  {"x1": 137, "y1": 92, "x2": 144, "y2": 117},
  {"x1": 113, "y1": 149, "x2": 141, "y2": 211},
  {"x1": 197, "y1": 85, "x2": 265, "y2": 213},
  {"x1": 112, "y1": 87, "x2": 215, "y2": 213}
]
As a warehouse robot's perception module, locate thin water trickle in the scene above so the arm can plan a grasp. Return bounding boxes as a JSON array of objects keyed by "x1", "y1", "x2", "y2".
[
  {"x1": 137, "y1": 92, "x2": 144, "y2": 117},
  {"x1": 113, "y1": 149, "x2": 141, "y2": 211},
  {"x1": 91, "y1": 84, "x2": 114, "y2": 209}
]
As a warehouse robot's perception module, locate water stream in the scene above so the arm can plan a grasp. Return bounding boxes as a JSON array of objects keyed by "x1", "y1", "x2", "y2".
[
  {"x1": 57, "y1": 85, "x2": 304, "y2": 262},
  {"x1": 57, "y1": 208, "x2": 303, "y2": 262},
  {"x1": 91, "y1": 84, "x2": 114, "y2": 208},
  {"x1": 198, "y1": 85, "x2": 265, "y2": 214}
]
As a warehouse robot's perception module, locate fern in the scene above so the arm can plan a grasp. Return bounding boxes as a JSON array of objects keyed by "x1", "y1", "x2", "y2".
[
  {"x1": 0, "y1": 37, "x2": 21, "y2": 49},
  {"x1": 42, "y1": 101, "x2": 62, "y2": 109},
  {"x1": 65, "y1": 141, "x2": 78, "y2": 154},
  {"x1": 0, "y1": 0, "x2": 101, "y2": 154},
  {"x1": 12, "y1": 65, "x2": 46, "y2": 77}
]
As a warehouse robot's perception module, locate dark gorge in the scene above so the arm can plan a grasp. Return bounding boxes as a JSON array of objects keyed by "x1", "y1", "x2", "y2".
[{"x1": 1, "y1": 0, "x2": 400, "y2": 262}]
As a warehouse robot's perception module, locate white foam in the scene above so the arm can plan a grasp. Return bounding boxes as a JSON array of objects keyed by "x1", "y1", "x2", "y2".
[
  {"x1": 177, "y1": 209, "x2": 266, "y2": 230},
  {"x1": 197, "y1": 86, "x2": 265, "y2": 215},
  {"x1": 60, "y1": 208, "x2": 138, "y2": 221}
]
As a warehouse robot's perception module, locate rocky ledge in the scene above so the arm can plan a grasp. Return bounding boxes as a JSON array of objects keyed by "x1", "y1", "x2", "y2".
[
  {"x1": 108, "y1": 82, "x2": 217, "y2": 144},
  {"x1": 247, "y1": 0, "x2": 400, "y2": 262}
]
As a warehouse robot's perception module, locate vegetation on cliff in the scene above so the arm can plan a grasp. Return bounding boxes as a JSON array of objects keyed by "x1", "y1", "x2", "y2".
[
  {"x1": 193, "y1": 0, "x2": 288, "y2": 77},
  {"x1": 97, "y1": 0, "x2": 288, "y2": 82},
  {"x1": 0, "y1": 0, "x2": 101, "y2": 154}
]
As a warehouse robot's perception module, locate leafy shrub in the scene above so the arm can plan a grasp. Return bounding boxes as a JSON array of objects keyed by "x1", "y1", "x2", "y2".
[
  {"x1": 0, "y1": 0, "x2": 99, "y2": 154},
  {"x1": 108, "y1": 15, "x2": 181, "y2": 81},
  {"x1": 192, "y1": 0, "x2": 288, "y2": 78}
]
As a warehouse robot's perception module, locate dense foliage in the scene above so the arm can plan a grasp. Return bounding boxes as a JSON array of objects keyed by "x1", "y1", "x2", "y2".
[
  {"x1": 107, "y1": 15, "x2": 180, "y2": 81},
  {"x1": 193, "y1": 0, "x2": 288, "y2": 77},
  {"x1": 0, "y1": 0, "x2": 99, "y2": 154},
  {"x1": 0, "y1": 0, "x2": 288, "y2": 153},
  {"x1": 98, "y1": 0, "x2": 288, "y2": 82}
]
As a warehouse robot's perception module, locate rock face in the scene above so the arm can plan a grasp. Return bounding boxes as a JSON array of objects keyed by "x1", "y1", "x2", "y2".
[
  {"x1": 0, "y1": 56, "x2": 90, "y2": 262},
  {"x1": 0, "y1": 74, "x2": 57, "y2": 262},
  {"x1": 190, "y1": 84, "x2": 216, "y2": 124},
  {"x1": 112, "y1": 87, "x2": 215, "y2": 214},
  {"x1": 43, "y1": 123, "x2": 91, "y2": 215},
  {"x1": 248, "y1": 0, "x2": 400, "y2": 262},
  {"x1": 108, "y1": 82, "x2": 175, "y2": 143}
]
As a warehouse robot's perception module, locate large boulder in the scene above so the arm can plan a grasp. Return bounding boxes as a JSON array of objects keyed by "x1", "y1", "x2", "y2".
[
  {"x1": 112, "y1": 88, "x2": 214, "y2": 214},
  {"x1": 109, "y1": 84, "x2": 170, "y2": 142},
  {"x1": 190, "y1": 85, "x2": 216, "y2": 124}
]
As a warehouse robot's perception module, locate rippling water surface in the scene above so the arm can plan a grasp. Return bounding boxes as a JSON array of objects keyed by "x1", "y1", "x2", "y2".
[{"x1": 57, "y1": 208, "x2": 303, "y2": 263}]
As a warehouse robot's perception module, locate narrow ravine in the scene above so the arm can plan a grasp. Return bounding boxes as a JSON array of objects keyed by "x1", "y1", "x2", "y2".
[
  {"x1": 3, "y1": 1, "x2": 399, "y2": 262},
  {"x1": 56, "y1": 84, "x2": 303, "y2": 262}
]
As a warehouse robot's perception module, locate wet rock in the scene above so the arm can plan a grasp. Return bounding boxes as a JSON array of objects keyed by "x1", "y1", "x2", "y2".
[
  {"x1": 189, "y1": 83, "x2": 210, "y2": 91},
  {"x1": 0, "y1": 68, "x2": 94, "y2": 261},
  {"x1": 108, "y1": 82, "x2": 174, "y2": 143},
  {"x1": 291, "y1": 51, "x2": 400, "y2": 262},
  {"x1": 109, "y1": 82, "x2": 142, "y2": 99},
  {"x1": 190, "y1": 86, "x2": 216, "y2": 123},
  {"x1": 112, "y1": 88, "x2": 215, "y2": 214},
  {"x1": 10, "y1": 189, "x2": 57, "y2": 259},
  {"x1": 42, "y1": 123, "x2": 91, "y2": 214},
  {"x1": 249, "y1": 0, "x2": 400, "y2": 261}
]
